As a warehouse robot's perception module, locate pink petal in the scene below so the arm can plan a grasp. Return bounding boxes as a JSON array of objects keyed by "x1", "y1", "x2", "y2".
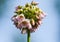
[{"x1": 21, "y1": 29, "x2": 27, "y2": 34}]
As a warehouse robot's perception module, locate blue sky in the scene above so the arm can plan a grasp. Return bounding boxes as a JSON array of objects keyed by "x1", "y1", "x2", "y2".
[{"x1": 0, "y1": 0, "x2": 60, "y2": 42}]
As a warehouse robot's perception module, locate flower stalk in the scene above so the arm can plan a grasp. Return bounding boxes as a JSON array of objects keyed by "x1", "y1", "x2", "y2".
[{"x1": 27, "y1": 29, "x2": 30, "y2": 42}]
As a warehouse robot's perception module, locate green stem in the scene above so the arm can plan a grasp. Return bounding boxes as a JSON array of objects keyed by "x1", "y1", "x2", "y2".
[{"x1": 27, "y1": 30, "x2": 30, "y2": 42}]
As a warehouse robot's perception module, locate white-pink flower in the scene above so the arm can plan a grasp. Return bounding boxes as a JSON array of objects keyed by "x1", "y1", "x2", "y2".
[
  {"x1": 18, "y1": 19, "x2": 32, "y2": 29},
  {"x1": 16, "y1": 14, "x2": 25, "y2": 22}
]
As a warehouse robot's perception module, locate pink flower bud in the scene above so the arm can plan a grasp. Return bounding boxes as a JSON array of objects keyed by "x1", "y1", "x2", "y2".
[
  {"x1": 40, "y1": 12, "x2": 46, "y2": 19},
  {"x1": 30, "y1": 19, "x2": 35, "y2": 26},
  {"x1": 38, "y1": 20, "x2": 42, "y2": 25},
  {"x1": 11, "y1": 17, "x2": 18, "y2": 23}
]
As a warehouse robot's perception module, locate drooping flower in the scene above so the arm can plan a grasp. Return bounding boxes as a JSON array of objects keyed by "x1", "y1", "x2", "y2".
[
  {"x1": 18, "y1": 19, "x2": 32, "y2": 29},
  {"x1": 16, "y1": 14, "x2": 25, "y2": 22}
]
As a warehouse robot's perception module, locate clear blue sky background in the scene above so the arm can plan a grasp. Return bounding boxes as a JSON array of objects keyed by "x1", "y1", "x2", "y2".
[{"x1": 0, "y1": 0, "x2": 60, "y2": 42}]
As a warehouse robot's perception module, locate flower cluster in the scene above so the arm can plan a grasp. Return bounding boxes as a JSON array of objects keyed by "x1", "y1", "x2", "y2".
[{"x1": 12, "y1": 1, "x2": 46, "y2": 34}]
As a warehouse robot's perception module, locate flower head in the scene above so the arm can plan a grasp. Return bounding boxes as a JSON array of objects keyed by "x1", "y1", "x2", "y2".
[{"x1": 11, "y1": 1, "x2": 46, "y2": 34}]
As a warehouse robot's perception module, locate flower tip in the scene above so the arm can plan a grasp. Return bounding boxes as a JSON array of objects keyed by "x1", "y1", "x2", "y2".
[{"x1": 31, "y1": 1, "x2": 39, "y2": 5}]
